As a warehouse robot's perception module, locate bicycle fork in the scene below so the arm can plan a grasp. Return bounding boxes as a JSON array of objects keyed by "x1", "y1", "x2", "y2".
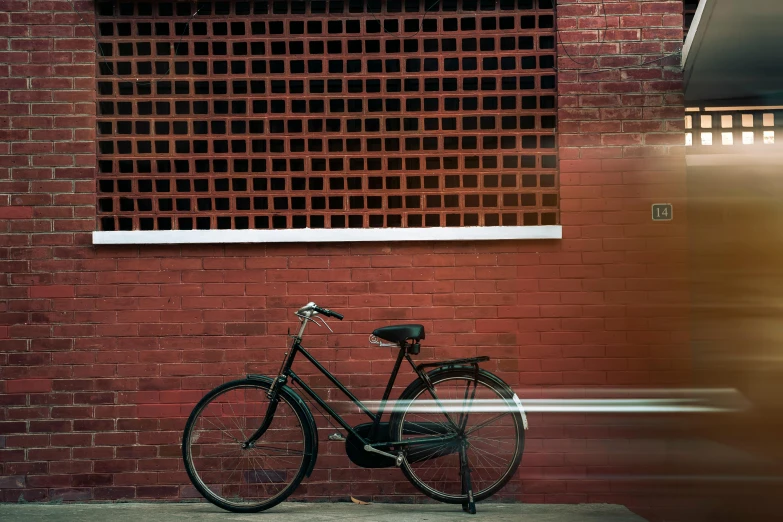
[
  {"x1": 244, "y1": 330, "x2": 302, "y2": 447},
  {"x1": 242, "y1": 373, "x2": 288, "y2": 447},
  {"x1": 242, "y1": 388, "x2": 280, "y2": 448}
]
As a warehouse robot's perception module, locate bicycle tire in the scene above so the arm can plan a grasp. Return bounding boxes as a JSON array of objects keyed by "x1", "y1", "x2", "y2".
[
  {"x1": 182, "y1": 377, "x2": 317, "y2": 513},
  {"x1": 390, "y1": 367, "x2": 525, "y2": 504}
]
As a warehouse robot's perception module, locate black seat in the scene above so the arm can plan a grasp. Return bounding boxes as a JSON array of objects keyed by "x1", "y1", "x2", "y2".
[{"x1": 372, "y1": 324, "x2": 425, "y2": 344}]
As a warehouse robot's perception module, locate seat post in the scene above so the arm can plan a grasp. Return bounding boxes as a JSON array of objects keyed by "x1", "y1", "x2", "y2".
[{"x1": 369, "y1": 344, "x2": 407, "y2": 439}]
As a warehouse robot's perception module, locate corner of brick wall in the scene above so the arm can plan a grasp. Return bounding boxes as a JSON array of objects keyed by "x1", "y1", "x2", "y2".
[
  {"x1": 554, "y1": 0, "x2": 690, "y2": 513},
  {"x1": 1, "y1": 0, "x2": 691, "y2": 511},
  {"x1": 556, "y1": 0, "x2": 689, "y2": 381}
]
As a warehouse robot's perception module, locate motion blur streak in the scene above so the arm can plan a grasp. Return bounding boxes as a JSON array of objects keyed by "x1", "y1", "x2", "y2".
[{"x1": 366, "y1": 389, "x2": 749, "y2": 413}]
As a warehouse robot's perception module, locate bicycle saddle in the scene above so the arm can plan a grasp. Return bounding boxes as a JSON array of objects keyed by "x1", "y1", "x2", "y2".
[{"x1": 372, "y1": 324, "x2": 425, "y2": 344}]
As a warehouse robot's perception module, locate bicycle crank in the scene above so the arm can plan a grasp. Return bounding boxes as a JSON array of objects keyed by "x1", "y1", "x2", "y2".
[{"x1": 363, "y1": 445, "x2": 404, "y2": 466}]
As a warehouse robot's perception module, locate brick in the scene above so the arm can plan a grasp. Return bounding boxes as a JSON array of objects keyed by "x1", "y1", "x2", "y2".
[
  {"x1": 0, "y1": 476, "x2": 25, "y2": 489},
  {"x1": 557, "y1": 30, "x2": 600, "y2": 43},
  {"x1": 49, "y1": 488, "x2": 92, "y2": 501},
  {"x1": 28, "y1": 285, "x2": 75, "y2": 298},
  {"x1": 10, "y1": 12, "x2": 54, "y2": 24},
  {"x1": 1, "y1": 104, "x2": 31, "y2": 116},
  {"x1": 0, "y1": 206, "x2": 34, "y2": 219},
  {"x1": 620, "y1": 15, "x2": 663, "y2": 28},
  {"x1": 0, "y1": 51, "x2": 30, "y2": 63},
  {"x1": 53, "y1": 116, "x2": 92, "y2": 128},
  {"x1": 620, "y1": 41, "x2": 663, "y2": 54},
  {"x1": 12, "y1": 116, "x2": 52, "y2": 129},
  {"x1": 72, "y1": 474, "x2": 112, "y2": 487},
  {"x1": 641, "y1": 27, "x2": 683, "y2": 41},
  {"x1": 5, "y1": 379, "x2": 52, "y2": 393},
  {"x1": 557, "y1": 4, "x2": 598, "y2": 17},
  {"x1": 54, "y1": 141, "x2": 94, "y2": 153},
  {"x1": 30, "y1": 77, "x2": 72, "y2": 89},
  {"x1": 54, "y1": 38, "x2": 94, "y2": 50},
  {"x1": 0, "y1": 25, "x2": 27, "y2": 37},
  {"x1": 11, "y1": 141, "x2": 53, "y2": 154},
  {"x1": 642, "y1": 2, "x2": 684, "y2": 15},
  {"x1": 30, "y1": 25, "x2": 73, "y2": 37},
  {"x1": 31, "y1": 103, "x2": 74, "y2": 116},
  {"x1": 603, "y1": 2, "x2": 641, "y2": 16},
  {"x1": 603, "y1": 29, "x2": 641, "y2": 41}
]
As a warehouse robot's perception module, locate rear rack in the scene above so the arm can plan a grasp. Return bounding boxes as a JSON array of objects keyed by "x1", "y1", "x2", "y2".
[{"x1": 416, "y1": 356, "x2": 490, "y2": 372}]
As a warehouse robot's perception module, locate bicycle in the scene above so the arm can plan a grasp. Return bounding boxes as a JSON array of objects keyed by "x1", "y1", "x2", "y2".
[{"x1": 182, "y1": 302, "x2": 528, "y2": 514}]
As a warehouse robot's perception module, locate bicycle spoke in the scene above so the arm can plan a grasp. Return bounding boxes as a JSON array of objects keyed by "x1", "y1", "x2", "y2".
[
  {"x1": 464, "y1": 411, "x2": 513, "y2": 436},
  {"x1": 424, "y1": 385, "x2": 460, "y2": 430},
  {"x1": 252, "y1": 444, "x2": 305, "y2": 456},
  {"x1": 470, "y1": 435, "x2": 517, "y2": 448},
  {"x1": 404, "y1": 417, "x2": 455, "y2": 437},
  {"x1": 225, "y1": 392, "x2": 249, "y2": 441},
  {"x1": 200, "y1": 447, "x2": 241, "y2": 458},
  {"x1": 467, "y1": 447, "x2": 493, "y2": 488},
  {"x1": 202, "y1": 416, "x2": 241, "y2": 443},
  {"x1": 410, "y1": 440, "x2": 452, "y2": 462},
  {"x1": 470, "y1": 443, "x2": 511, "y2": 468}
]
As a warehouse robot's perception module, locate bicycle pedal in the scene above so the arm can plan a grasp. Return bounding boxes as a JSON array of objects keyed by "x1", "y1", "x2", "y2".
[{"x1": 328, "y1": 432, "x2": 345, "y2": 441}]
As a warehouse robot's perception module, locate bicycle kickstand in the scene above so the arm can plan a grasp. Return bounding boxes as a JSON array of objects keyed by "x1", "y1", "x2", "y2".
[{"x1": 460, "y1": 446, "x2": 476, "y2": 514}]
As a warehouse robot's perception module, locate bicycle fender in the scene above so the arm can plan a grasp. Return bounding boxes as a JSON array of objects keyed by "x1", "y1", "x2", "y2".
[
  {"x1": 511, "y1": 392, "x2": 529, "y2": 431},
  {"x1": 246, "y1": 374, "x2": 319, "y2": 477}
]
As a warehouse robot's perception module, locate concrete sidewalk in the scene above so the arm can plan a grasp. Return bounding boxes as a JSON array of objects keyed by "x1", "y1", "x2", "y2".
[{"x1": 0, "y1": 502, "x2": 647, "y2": 521}]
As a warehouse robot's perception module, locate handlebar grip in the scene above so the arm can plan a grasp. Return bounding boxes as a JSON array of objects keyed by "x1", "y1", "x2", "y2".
[{"x1": 314, "y1": 305, "x2": 344, "y2": 320}]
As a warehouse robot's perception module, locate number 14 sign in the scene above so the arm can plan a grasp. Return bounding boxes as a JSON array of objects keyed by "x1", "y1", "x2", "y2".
[{"x1": 651, "y1": 203, "x2": 673, "y2": 221}]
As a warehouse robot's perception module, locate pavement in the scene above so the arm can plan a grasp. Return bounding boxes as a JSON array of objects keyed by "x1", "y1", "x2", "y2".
[{"x1": 0, "y1": 502, "x2": 648, "y2": 521}]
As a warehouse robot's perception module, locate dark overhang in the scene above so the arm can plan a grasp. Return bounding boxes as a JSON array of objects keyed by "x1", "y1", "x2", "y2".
[{"x1": 683, "y1": 0, "x2": 783, "y2": 106}]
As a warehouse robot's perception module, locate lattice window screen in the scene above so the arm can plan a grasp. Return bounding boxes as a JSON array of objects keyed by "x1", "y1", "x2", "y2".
[
  {"x1": 95, "y1": 0, "x2": 558, "y2": 233},
  {"x1": 685, "y1": 109, "x2": 780, "y2": 149}
]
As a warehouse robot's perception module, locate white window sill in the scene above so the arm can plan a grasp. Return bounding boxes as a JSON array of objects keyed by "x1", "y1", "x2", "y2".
[{"x1": 92, "y1": 226, "x2": 562, "y2": 245}]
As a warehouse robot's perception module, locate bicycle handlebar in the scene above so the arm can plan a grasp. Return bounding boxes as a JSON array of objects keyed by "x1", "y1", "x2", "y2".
[{"x1": 313, "y1": 305, "x2": 344, "y2": 321}]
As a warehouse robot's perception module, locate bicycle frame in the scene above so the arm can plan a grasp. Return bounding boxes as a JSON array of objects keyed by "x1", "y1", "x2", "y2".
[{"x1": 245, "y1": 333, "x2": 463, "y2": 452}]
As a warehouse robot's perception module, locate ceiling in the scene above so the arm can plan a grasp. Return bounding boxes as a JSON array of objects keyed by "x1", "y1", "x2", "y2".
[{"x1": 683, "y1": 0, "x2": 783, "y2": 106}]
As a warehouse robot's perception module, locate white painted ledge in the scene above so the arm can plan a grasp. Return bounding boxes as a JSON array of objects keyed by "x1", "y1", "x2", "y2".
[
  {"x1": 93, "y1": 226, "x2": 562, "y2": 245},
  {"x1": 682, "y1": 0, "x2": 712, "y2": 68}
]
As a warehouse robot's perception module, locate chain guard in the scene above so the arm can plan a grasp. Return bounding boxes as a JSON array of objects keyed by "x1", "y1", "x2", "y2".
[{"x1": 345, "y1": 421, "x2": 459, "y2": 468}]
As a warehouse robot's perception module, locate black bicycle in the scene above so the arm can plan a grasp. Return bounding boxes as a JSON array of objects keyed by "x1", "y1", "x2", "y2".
[{"x1": 182, "y1": 302, "x2": 528, "y2": 514}]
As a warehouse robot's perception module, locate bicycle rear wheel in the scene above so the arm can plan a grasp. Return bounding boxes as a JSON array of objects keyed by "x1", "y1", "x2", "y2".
[
  {"x1": 182, "y1": 378, "x2": 315, "y2": 513},
  {"x1": 390, "y1": 367, "x2": 525, "y2": 504}
]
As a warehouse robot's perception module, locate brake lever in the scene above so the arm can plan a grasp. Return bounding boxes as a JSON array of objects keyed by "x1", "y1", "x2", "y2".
[{"x1": 310, "y1": 315, "x2": 334, "y2": 333}]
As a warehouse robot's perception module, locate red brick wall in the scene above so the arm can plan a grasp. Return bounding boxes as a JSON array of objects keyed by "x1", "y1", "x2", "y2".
[{"x1": 1, "y1": 0, "x2": 688, "y2": 512}]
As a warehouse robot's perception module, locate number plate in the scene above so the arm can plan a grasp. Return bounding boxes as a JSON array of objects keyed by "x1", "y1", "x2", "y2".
[{"x1": 651, "y1": 203, "x2": 673, "y2": 221}]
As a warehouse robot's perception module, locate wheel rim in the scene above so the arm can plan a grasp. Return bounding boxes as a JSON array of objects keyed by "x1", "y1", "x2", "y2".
[
  {"x1": 397, "y1": 376, "x2": 522, "y2": 500},
  {"x1": 184, "y1": 384, "x2": 307, "y2": 509}
]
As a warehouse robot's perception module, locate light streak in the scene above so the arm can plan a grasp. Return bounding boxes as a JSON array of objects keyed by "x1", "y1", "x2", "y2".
[{"x1": 362, "y1": 389, "x2": 749, "y2": 414}]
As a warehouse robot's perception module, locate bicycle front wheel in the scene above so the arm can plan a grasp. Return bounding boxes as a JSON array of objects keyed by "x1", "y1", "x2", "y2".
[
  {"x1": 182, "y1": 378, "x2": 315, "y2": 513},
  {"x1": 390, "y1": 367, "x2": 525, "y2": 504}
]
